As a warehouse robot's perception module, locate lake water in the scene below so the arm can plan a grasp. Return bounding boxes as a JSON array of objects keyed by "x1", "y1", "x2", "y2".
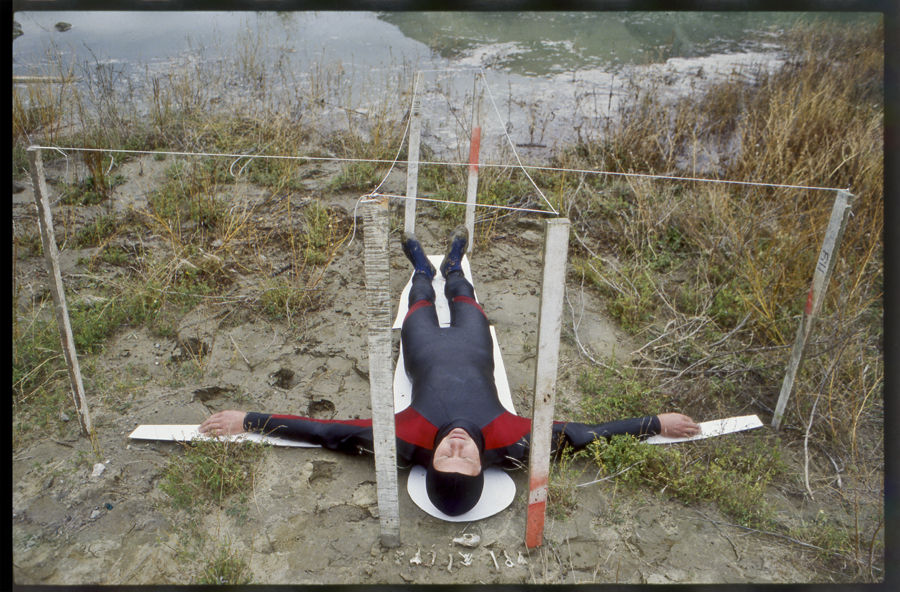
[{"x1": 13, "y1": 11, "x2": 880, "y2": 160}]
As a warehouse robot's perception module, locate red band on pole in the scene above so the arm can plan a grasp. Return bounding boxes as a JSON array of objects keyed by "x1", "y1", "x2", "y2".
[
  {"x1": 526, "y1": 500, "x2": 546, "y2": 548},
  {"x1": 526, "y1": 472, "x2": 549, "y2": 548},
  {"x1": 469, "y1": 127, "x2": 481, "y2": 174}
]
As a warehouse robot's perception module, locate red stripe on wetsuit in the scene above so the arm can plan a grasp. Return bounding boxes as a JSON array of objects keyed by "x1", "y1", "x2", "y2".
[{"x1": 403, "y1": 296, "x2": 487, "y2": 321}]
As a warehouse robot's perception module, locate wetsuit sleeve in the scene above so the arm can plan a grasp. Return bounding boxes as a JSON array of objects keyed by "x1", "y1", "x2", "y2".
[
  {"x1": 553, "y1": 416, "x2": 661, "y2": 451},
  {"x1": 244, "y1": 412, "x2": 373, "y2": 455}
]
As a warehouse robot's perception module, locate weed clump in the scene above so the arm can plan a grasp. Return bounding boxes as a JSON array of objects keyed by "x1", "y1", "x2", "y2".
[{"x1": 160, "y1": 438, "x2": 264, "y2": 511}]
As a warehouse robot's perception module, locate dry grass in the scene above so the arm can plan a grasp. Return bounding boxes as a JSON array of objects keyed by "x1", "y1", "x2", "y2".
[
  {"x1": 11, "y1": 33, "x2": 385, "y2": 445},
  {"x1": 563, "y1": 20, "x2": 883, "y2": 580}
]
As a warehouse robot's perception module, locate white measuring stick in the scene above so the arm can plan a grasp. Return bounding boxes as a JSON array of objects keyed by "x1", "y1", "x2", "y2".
[
  {"x1": 643, "y1": 415, "x2": 763, "y2": 444},
  {"x1": 128, "y1": 424, "x2": 317, "y2": 447},
  {"x1": 526, "y1": 218, "x2": 570, "y2": 548},
  {"x1": 363, "y1": 196, "x2": 401, "y2": 547},
  {"x1": 404, "y1": 76, "x2": 422, "y2": 235}
]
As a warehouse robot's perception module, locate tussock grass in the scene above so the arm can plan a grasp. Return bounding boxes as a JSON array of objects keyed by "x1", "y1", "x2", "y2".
[{"x1": 160, "y1": 438, "x2": 264, "y2": 511}]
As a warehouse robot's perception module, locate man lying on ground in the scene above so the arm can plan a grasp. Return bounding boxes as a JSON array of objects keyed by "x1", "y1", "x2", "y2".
[{"x1": 201, "y1": 225, "x2": 700, "y2": 516}]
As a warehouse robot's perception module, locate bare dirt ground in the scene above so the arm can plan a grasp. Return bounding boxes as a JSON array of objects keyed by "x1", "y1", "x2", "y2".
[{"x1": 12, "y1": 154, "x2": 832, "y2": 585}]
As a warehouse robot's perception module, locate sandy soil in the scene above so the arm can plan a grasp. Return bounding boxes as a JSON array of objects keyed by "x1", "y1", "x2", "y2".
[{"x1": 12, "y1": 154, "x2": 825, "y2": 585}]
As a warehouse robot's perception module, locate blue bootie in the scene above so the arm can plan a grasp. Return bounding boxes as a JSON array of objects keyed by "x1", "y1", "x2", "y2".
[
  {"x1": 401, "y1": 232, "x2": 436, "y2": 280},
  {"x1": 440, "y1": 225, "x2": 469, "y2": 278}
]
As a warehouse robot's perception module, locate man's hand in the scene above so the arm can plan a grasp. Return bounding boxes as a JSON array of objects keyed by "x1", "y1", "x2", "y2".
[
  {"x1": 657, "y1": 413, "x2": 701, "y2": 438},
  {"x1": 199, "y1": 410, "x2": 248, "y2": 436}
]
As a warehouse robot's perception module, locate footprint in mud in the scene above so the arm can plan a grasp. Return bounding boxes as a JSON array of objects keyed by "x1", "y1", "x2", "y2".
[
  {"x1": 307, "y1": 399, "x2": 336, "y2": 419},
  {"x1": 192, "y1": 385, "x2": 232, "y2": 402},
  {"x1": 172, "y1": 337, "x2": 209, "y2": 362},
  {"x1": 309, "y1": 460, "x2": 338, "y2": 484},
  {"x1": 270, "y1": 368, "x2": 296, "y2": 389}
]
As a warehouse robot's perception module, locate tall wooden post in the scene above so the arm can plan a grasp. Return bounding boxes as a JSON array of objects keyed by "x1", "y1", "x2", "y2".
[
  {"x1": 772, "y1": 190, "x2": 855, "y2": 429},
  {"x1": 526, "y1": 218, "x2": 570, "y2": 548},
  {"x1": 27, "y1": 147, "x2": 96, "y2": 445},
  {"x1": 362, "y1": 195, "x2": 401, "y2": 548},
  {"x1": 404, "y1": 74, "x2": 422, "y2": 235}
]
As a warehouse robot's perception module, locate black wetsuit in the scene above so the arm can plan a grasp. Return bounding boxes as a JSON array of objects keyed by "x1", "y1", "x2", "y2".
[{"x1": 243, "y1": 272, "x2": 661, "y2": 467}]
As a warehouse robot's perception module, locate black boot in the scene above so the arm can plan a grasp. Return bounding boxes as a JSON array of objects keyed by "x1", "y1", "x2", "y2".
[
  {"x1": 440, "y1": 225, "x2": 469, "y2": 278},
  {"x1": 401, "y1": 232, "x2": 436, "y2": 280}
]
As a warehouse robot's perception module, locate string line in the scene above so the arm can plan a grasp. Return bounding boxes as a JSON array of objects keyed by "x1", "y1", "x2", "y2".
[
  {"x1": 362, "y1": 192, "x2": 551, "y2": 215},
  {"x1": 477, "y1": 69, "x2": 558, "y2": 213},
  {"x1": 29, "y1": 144, "x2": 839, "y2": 194}
]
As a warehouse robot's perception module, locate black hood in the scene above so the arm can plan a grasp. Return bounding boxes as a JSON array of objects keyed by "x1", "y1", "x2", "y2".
[{"x1": 426, "y1": 419, "x2": 485, "y2": 516}]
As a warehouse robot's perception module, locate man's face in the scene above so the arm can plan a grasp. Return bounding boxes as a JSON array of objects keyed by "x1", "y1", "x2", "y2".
[{"x1": 432, "y1": 428, "x2": 482, "y2": 476}]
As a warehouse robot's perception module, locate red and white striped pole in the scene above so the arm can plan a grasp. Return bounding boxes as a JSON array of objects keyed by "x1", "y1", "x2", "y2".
[
  {"x1": 526, "y1": 218, "x2": 570, "y2": 548},
  {"x1": 464, "y1": 84, "x2": 482, "y2": 253},
  {"x1": 464, "y1": 125, "x2": 481, "y2": 253}
]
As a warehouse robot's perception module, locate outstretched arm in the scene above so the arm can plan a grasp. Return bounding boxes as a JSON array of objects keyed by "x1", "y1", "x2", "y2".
[
  {"x1": 554, "y1": 412, "x2": 700, "y2": 451},
  {"x1": 201, "y1": 409, "x2": 374, "y2": 455}
]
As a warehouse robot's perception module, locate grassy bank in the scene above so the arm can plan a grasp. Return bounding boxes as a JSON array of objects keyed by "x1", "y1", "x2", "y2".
[
  {"x1": 12, "y1": 19, "x2": 883, "y2": 583},
  {"x1": 556, "y1": 21, "x2": 883, "y2": 581}
]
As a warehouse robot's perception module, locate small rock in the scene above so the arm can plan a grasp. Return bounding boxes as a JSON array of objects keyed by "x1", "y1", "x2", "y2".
[
  {"x1": 90, "y1": 509, "x2": 101, "y2": 519},
  {"x1": 59, "y1": 412, "x2": 70, "y2": 422},
  {"x1": 520, "y1": 230, "x2": 542, "y2": 243},
  {"x1": 516, "y1": 218, "x2": 544, "y2": 231},
  {"x1": 91, "y1": 463, "x2": 106, "y2": 478},
  {"x1": 55, "y1": 22, "x2": 72, "y2": 32}
]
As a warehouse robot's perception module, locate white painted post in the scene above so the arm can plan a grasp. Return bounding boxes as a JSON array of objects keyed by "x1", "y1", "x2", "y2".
[
  {"x1": 362, "y1": 195, "x2": 401, "y2": 548},
  {"x1": 772, "y1": 190, "x2": 856, "y2": 429},
  {"x1": 27, "y1": 147, "x2": 96, "y2": 443},
  {"x1": 404, "y1": 75, "x2": 422, "y2": 235},
  {"x1": 526, "y1": 218, "x2": 570, "y2": 548},
  {"x1": 465, "y1": 86, "x2": 482, "y2": 254}
]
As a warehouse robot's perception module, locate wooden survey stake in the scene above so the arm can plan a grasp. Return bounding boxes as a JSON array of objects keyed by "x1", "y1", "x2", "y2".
[
  {"x1": 772, "y1": 190, "x2": 855, "y2": 429},
  {"x1": 27, "y1": 147, "x2": 95, "y2": 441},
  {"x1": 404, "y1": 76, "x2": 422, "y2": 235},
  {"x1": 526, "y1": 218, "x2": 570, "y2": 548},
  {"x1": 363, "y1": 196, "x2": 401, "y2": 547}
]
